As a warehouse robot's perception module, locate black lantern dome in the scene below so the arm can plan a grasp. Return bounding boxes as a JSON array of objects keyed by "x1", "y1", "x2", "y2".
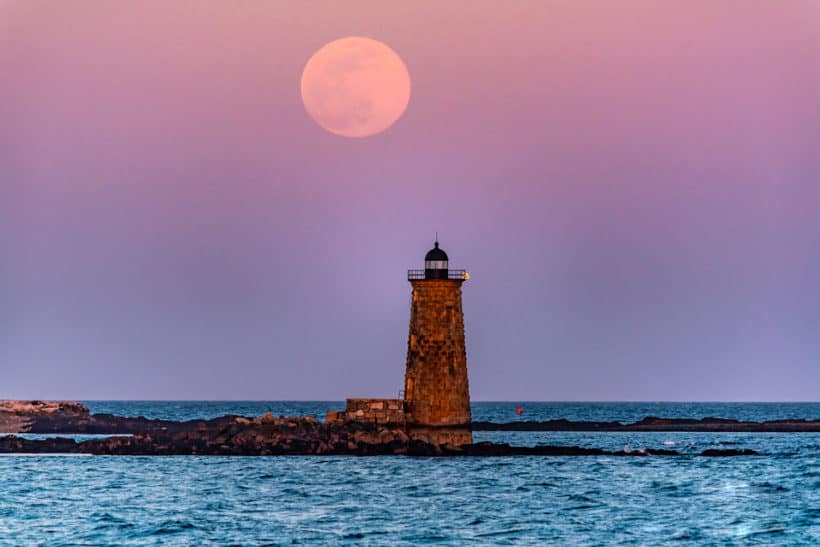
[
  {"x1": 424, "y1": 241, "x2": 449, "y2": 279},
  {"x1": 424, "y1": 241, "x2": 448, "y2": 262}
]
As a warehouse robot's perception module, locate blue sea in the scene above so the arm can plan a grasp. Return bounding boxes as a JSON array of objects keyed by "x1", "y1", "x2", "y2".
[{"x1": 1, "y1": 402, "x2": 818, "y2": 545}]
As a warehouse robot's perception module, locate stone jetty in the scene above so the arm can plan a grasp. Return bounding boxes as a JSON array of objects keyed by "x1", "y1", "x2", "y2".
[{"x1": 0, "y1": 400, "x2": 775, "y2": 457}]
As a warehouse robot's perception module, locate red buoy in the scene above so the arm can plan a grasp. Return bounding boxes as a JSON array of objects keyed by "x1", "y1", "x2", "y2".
[{"x1": 516, "y1": 406, "x2": 522, "y2": 415}]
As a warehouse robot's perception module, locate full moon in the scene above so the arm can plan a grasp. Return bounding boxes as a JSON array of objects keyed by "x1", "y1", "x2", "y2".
[{"x1": 300, "y1": 37, "x2": 411, "y2": 138}]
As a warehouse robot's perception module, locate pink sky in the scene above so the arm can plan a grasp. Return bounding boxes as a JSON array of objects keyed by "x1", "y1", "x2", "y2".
[{"x1": 2, "y1": 2, "x2": 819, "y2": 400}]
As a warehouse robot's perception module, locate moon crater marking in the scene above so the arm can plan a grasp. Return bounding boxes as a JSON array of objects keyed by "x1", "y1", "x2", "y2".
[{"x1": 301, "y1": 37, "x2": 411, "y2": 138}]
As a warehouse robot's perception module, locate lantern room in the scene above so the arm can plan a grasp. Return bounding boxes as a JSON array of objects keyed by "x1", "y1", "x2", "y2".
[
  {"x1": 407, "y1": 240, "x2": 468, "y2": 281},
  {"x1": 424, "y1": 241, "x2": 449, "y2": 279}
]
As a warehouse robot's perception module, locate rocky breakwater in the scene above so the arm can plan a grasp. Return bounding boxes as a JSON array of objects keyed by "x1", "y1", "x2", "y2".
[
  {"x1": 0, "y1": 410, "x2": 756, "y2": 457},
  {"x1": 0, "y1": 412, "x2": 416, "y2": 456},
  {"x1": 1, "y1": 400, "x2": 239, "y2": 435},
  {"x1": 0, "y1": 400, "x2": 90, "y2": 434},
  {"x1": 0, "y1": 425, "x2": 756, "y2": 456},
  {"x1": 0, "y1": 402, "x2": 764, "y2": 456},
  {"x1": 93, "y1": 413, "x2": 419, "y2": 456}
]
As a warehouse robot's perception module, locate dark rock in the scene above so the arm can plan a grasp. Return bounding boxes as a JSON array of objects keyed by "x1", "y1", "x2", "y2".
[
  {"x1": 0, "y1": 427, "x2": 767, "y2": 458},
  {"x1": 0, "y1": 400, "x2": 798, "y2": 457},
  {"x1": 0, "y1": 400, "x2": 90, "y2": 433},
  {"x1": 700, "y1": 448, "x2": 758, "y2": 456}
]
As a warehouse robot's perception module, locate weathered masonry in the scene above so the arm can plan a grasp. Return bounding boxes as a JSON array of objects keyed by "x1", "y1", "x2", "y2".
[{"x1": 403, "y1": 241, "x2": 472, "y2": 446}]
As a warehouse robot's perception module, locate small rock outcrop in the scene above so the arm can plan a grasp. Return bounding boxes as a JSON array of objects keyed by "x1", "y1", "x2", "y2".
[
  {"x1": 0, "y1": 400, "x2": 89, "y2": 433},
  {"x1": 700, "y1": 448, "x2": 758, "y2": 457}
]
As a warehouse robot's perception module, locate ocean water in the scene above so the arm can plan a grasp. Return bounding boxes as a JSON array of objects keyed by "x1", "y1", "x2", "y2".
[
  {"x1": 80, "y1": 400, "x2": 820, "y2": 423},
  {"x1": 1, "y1": 402, "x2": 817, "y2": 545}
]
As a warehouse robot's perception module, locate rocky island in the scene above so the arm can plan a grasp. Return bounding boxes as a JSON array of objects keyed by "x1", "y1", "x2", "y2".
[{"x1": 2, "y1": 400, "x2": 799, "y2": 457}]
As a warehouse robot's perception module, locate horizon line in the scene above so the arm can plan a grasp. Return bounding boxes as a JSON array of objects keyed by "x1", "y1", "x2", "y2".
[{"x1": 6, "y1": 398, "x2": 817, "y2": 404}]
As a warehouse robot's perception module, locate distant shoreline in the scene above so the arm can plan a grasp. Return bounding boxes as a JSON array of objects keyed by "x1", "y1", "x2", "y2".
[{"x1": 474, "y1": 416, "x2": 820, "y2": 433}]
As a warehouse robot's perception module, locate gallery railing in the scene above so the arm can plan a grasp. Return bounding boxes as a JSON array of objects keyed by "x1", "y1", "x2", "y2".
[{"x1": 407, "y1": 269, "x2": 468, "y2": 280}]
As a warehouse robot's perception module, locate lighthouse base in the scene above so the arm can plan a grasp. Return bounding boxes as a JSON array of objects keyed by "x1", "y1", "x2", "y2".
[{"x1": 407, "y1": 424, "x2": 472, "y2": 447}]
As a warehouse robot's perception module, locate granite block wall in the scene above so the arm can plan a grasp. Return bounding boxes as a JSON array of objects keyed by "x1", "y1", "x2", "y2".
[{"x1": 403, "y1": 279, "x2": 472, "y2": 445}]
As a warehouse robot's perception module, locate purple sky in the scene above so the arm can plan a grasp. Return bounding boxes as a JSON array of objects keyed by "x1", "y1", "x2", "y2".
[{"x1": 2, "y1": 2, "x2": 819, "y2": 400}]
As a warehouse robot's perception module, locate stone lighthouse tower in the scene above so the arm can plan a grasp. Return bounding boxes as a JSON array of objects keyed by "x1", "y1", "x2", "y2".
[{"x1": 403, "y1": 240, "x2": 472, "y2": 446}]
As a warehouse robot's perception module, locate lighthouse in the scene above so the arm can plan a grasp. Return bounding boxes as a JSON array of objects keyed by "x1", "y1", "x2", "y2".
[{"x1": 403, "y1": 240, "x2": 472, "y2": 446}]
